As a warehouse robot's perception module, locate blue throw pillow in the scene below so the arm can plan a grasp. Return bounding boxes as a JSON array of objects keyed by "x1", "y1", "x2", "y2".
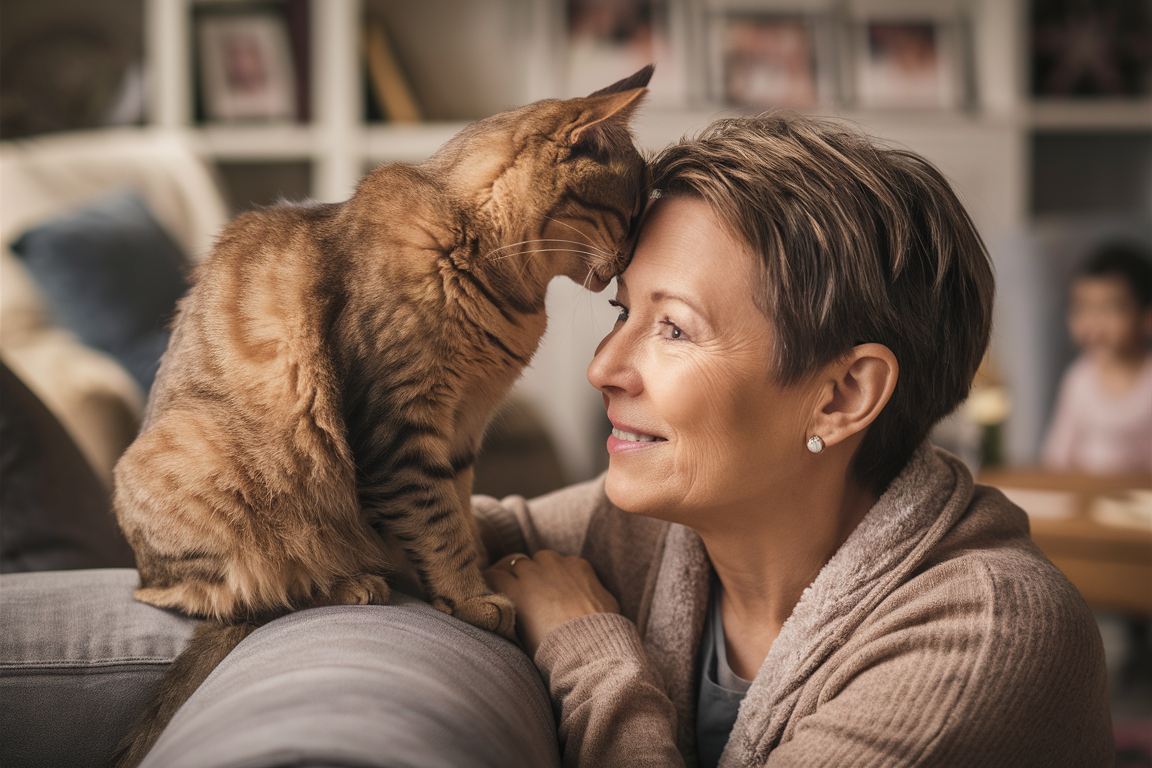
[{"x1": 11, "y1": 191, "x2": 190, "y2": 395}]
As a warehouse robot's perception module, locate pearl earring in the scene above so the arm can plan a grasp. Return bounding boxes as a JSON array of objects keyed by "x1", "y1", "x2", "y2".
[{"x1": 807, "y1": 435, "x2": 825, "y2": 454}]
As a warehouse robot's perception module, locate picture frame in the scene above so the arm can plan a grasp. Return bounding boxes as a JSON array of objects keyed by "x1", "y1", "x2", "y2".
[
  {"x1": 1031, "y1": 0, "x2": 1152, "y2": 99},
  {"x1": 197, "y1": 10, "x2": 298, "y2": 123},
  {"x1": 564, "y1": 0, "x2": 687, "y2": 107},
  {"x1": 852, "y1": 19, "x2": 964, "y2": 110},
  {"x1": 711, "y1": 12, "x2": 836, "y2": 109}
]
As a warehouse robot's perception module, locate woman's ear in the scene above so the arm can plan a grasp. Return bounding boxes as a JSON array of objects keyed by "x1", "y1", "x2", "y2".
[{"x1": 807, "y1": 344, "x2": 898, "y2": 450}]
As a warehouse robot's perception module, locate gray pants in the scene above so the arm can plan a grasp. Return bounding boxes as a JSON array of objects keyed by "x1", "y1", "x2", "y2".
[{"x1": 0, "y1": 569, "x2": 559, "y2": 768}]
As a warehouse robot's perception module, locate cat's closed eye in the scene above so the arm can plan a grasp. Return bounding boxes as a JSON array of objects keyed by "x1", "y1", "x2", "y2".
[{"x1": 565, "y1": 141, "x2": 612, "y2": 165}]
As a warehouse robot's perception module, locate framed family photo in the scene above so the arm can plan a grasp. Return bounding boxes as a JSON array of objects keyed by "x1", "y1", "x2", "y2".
[
  {"x1": 197, "y1": 9, "x2": 298, "y2": 122},
  {"x1": 1031, "y1": 0, "x2": 1152, "y2": 99},
  {"x1": 852, "y1": 19, "x2": 965, "y2": 110},
  {"x1": 564, "y1": 0, "x2": 686, "y2": 106},
  {"x1": 712, "y1": 12, "x2": 835, "y2": 109},
  {"x1": 719, "y1": 15, "x2": 818, "y2": 108}
]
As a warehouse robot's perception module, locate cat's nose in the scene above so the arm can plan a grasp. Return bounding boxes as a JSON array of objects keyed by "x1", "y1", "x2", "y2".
[{"x1": 614, "y1": 242, "x2": 636, "y2": 274}]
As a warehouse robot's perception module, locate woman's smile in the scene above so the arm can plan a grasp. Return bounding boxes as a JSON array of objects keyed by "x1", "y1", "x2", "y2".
[{"x1": 606, "y1": 422, "x2": 667, "y2": 453}]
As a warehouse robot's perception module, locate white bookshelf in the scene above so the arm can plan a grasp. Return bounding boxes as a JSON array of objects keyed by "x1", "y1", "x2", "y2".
[
  {"x1": 146, "y1": 0, "x2": 366, "y2": 202},
  {"x1": 144, "y1": 0, "x2": 550, "y2": 200},
  {"x1": 141, "y1": 0, "x2": 1151, "y2": 481},
  {"x1": 143, "y1": 0, "x2": 1148, "y2": 211},
  {"x1": 195, "y1": 124, "x2": 314, "y2": 159}
]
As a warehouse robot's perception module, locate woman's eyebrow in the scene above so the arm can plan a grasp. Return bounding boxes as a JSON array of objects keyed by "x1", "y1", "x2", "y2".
[
  {"x1": 616, "y1": 277, "x2": 710, "y2": 323},
  {"x1": 652, "y1": 290, "x2": 711, "y2": 325}
]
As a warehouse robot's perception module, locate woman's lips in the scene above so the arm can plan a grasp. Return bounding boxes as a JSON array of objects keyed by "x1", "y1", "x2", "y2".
[{"x1": 606, "y1": 425, "x2": 667, "y2": 454}]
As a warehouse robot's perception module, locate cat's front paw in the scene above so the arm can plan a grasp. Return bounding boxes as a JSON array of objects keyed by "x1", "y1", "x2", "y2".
[
  {"x1": 435, "y1": 593, "x2": 516, "y2": 639},
  {"x1": 325, "y1": 574, "x2": 391, "y2": 606}
]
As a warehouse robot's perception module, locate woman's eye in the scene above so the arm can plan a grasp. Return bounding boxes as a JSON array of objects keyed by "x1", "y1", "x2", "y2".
[
  {"x1": 608, "y1": 299, "x2": 628, "y2": 323},
  {"x1": 661, "y1": 320, "x2": 684, "y2": 340}
]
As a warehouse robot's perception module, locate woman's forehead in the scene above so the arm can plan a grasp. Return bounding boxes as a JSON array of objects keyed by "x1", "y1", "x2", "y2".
[{"x1": 627, "y1": 198, "x2": 755, "y2": 291}]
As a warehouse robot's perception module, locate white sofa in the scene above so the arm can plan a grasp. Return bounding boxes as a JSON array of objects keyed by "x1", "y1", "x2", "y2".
[{"x1": 0, "y1": 127, "x2": 229, "y2": 484}]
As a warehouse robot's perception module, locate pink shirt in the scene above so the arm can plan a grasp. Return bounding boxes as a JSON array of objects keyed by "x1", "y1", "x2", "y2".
[{"x1": 1042, "y1": 354, "x2": 1152, "y2": 474}]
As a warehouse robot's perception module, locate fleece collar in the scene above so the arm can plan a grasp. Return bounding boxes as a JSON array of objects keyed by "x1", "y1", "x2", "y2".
[{"x1": 639, "y1": 443, "x2": 973, "y2": 765}]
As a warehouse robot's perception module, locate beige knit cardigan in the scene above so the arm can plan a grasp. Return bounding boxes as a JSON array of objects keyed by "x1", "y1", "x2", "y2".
[{"x1": 474, "y1": 444, "x2": 1113, "y2": 767}]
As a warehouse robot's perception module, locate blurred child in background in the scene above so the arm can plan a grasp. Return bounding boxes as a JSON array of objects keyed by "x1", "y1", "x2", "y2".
[{"x1": 1043, "y1": 242, "x2": 1152, "y2": 475}]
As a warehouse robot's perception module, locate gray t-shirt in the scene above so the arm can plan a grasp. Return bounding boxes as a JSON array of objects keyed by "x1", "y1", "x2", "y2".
[{"x1": 696, "y1": 577, "x2": 752, "y2": 768}]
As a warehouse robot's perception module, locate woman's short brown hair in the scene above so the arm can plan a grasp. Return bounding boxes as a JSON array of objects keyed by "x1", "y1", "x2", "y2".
[{"x1": 647, "y1": 114, "x2": 994, "y2": 494}]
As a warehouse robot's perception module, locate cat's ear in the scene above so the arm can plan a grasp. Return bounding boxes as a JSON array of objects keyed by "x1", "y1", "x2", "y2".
[
  {"x1": 587, "y1": 64, "x2": 654, "y2": 97},
  {"x1": 569, "y1": 65, "x2": 653, "y2": 155}
]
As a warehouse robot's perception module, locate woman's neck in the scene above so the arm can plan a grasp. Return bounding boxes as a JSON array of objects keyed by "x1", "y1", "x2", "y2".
[{"x1": 700, "y1": 470, "x2": 876, "y2": 681}]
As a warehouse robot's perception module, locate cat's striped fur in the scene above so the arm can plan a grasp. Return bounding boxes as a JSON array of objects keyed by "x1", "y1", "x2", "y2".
[{"x1": 109, "y1": 67, "x2": 651, "y2": 768}]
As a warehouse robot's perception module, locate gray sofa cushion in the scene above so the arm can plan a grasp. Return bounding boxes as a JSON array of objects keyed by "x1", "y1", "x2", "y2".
[
  {"x1": 0, "y1": 568, "x2": 197, "y2": 768},
  {"x1": 1, "y1": 569, "x2": 560, "y2": 768}
]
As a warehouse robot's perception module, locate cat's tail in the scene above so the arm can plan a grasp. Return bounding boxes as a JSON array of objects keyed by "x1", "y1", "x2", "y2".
[{"x1": 108, "y1": 621, "x2": 257, "y2": 768}]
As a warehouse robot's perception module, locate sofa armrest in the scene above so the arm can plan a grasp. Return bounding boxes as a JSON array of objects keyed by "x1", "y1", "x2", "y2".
[
  {"x1": 144, "y1": 595, "x2": 559, "y2": 768},
  {"x1": 0, "y1": 569, "x2": 560, "y2": 768}
]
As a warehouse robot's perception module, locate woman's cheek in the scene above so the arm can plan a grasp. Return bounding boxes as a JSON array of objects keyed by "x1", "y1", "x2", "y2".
[{"x1": 668, "y1": 359, "x2": 753, "y2": 462}]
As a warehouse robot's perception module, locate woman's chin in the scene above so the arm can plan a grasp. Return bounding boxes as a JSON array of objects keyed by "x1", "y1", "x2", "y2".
[{"x1": 604, "y1": 465, "x2": 677, "y2": 521}]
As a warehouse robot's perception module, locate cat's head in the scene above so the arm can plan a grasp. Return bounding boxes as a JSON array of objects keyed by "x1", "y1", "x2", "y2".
[{"x1": 431, "y1": 66, "x2": 652, "y2": 294}]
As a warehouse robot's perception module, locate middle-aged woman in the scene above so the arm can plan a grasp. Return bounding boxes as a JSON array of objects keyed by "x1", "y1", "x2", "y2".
[{"x1": 481, "y1": 114, "x2": 1113, "y2": 767}]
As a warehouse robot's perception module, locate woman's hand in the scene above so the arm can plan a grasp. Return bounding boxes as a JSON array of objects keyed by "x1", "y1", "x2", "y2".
[{"x1": 485, "y1": 551, "x2": 620, "y2": 657}]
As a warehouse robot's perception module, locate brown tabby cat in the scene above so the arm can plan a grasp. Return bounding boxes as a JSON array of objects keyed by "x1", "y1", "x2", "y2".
[{"x1": 109, "y1": 66, "x2": 651, "y2": 768}]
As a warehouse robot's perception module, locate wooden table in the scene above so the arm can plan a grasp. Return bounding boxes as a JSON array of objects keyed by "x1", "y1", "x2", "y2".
[{"x1": 979, "y1": 468, "x2": 1152, "y2": 615}]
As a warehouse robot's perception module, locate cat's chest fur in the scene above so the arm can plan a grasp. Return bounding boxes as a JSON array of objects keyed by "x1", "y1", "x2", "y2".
[
  {"x1": 330, "y1": 221, "x2": 551, "y2": 479},
  {"x1": 360, "y1": 289, "x2": 544, "y2": 457}
]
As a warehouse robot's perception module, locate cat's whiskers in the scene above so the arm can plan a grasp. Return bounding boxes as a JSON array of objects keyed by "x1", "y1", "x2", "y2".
[
  {"x1": 486, "y1": 239, "x2": 615, "y2": 293},
  {"x1": 580, "y1": 268, "x2": 598, "y2": 294},
  {"x1": 512, "y1": 249, "x2": 541, "y2": 291},
  {"x1": 483, "y1": 237, "x2": 612, "y2": 262},
  {"x1": 481, "y1": 238, "x2": 545, "y2": 258},
  {"x1": 505, "y1": 247, "x2": 614, "y2": 290},
  {"x1": 487, "y1": 238, "x2": 619, "y2": 330},
  {"x1": 494, "y1": 243, "x2": 614, "y2": 295},
  {"x1": 544, "y1": 216, "x2": 600, "y2": 247},
  {"x1": 492, "y1": 247, "x2": 589, "y2": 291},
  {"x1": 490, "y1": 247, "x2": 608, "y2": 263},
  {"x1": 540, "y1": 217, "x2": 627, "y2": 284}
]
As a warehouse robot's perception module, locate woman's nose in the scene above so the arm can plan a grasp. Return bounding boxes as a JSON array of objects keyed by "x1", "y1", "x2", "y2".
[{"x1": 587, "y1": 326, "x2": 642, "y2": 397}]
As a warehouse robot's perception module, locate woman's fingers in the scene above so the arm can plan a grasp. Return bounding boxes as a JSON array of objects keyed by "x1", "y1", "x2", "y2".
[
  {"x1": 486, "y1": 552, "x2": 529, "y2": 581},
  {"x1": 483, "y1": 550, "x2": 620, "y2": 656}
]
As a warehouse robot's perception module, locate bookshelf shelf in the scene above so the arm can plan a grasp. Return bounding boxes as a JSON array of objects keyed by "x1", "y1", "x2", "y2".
[
  {"x1": 364, "y1": 122, "x2": 470, "y2": 164},
  {"x1": 196, "y1": 123, "x2": 316, "y2": 160},
  {"x1": 1028, "y1": 101, "x2": 1152, "y2": 132}
]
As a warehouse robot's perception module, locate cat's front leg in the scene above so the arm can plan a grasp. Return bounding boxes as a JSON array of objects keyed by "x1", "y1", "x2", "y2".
[
  {"x1": 381, "y1": 473, "x2": 515, "y2": 639},
  {"x1": 454, "y1": 465, "x2": 494, "y2": 568}
]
